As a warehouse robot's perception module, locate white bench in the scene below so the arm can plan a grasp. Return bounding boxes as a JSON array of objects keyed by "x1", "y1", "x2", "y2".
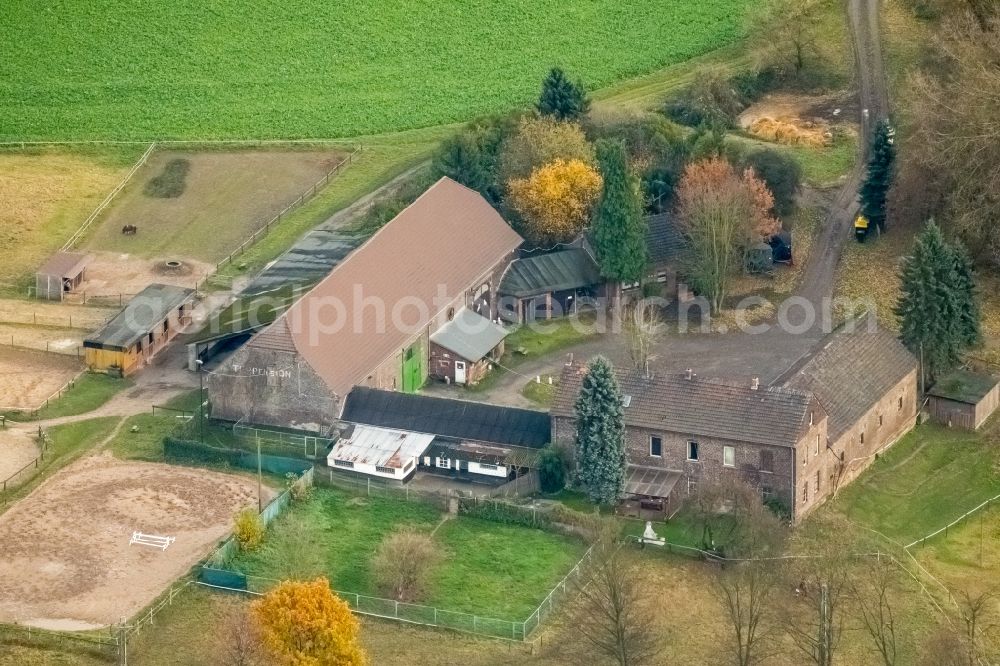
[{"x1": 130, "y1": 531, "x2": 176, "y2": 551}]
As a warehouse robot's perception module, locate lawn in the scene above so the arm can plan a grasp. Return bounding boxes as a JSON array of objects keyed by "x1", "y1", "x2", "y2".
[
  {"x1": 830, "y1": 422, "x2": 1000, "y2": 545},
  {"x1": 227, "y1": 487, "x2": 586, "y2": 619},
  {"x1": 2, "y1": 373, "x2": 129, "y2": 421},
  {"x1": 0, "y1": 146, "x2": 145, "y2": 295},
  {"x1": 0, "y1": 0, "x2": 754, "y2": 141},
  {"x1": 0, "y1": 416, "x2": 118, "y2": 510}
]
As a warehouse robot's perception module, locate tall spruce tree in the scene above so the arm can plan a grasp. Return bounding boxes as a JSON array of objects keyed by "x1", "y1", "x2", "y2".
[
  {"x1": 895, "y1": 221, "x2": 966, "y2": 381},
  {"x1": 949, "y1": 241, "x2": 982, "y2": 347},
  {"x1": 536, "y1": 67, "x2": 590, "y2": 121},
  {"x1": 592, "y1": 140, "x2": 648, "y2": 284},
  {"x1": 859, "y1": 120, "x2": 896, "y2": 233},
  {"x1": 573, "y1": 356, "x2": 627, "y2": 506}
]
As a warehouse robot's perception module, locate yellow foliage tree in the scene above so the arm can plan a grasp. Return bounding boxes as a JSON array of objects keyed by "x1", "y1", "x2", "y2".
[
  {"x1": 507, "y1": 159, "x2": 602, "y2": 246},
  {"x1": 252, "y1": 578, "x2": 366, "y2": 666}
]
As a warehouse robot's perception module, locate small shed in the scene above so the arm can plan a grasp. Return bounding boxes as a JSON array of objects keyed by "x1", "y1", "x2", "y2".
[
  {"x1": 429, "y1": 307, "x2": 508, "y2": 385},
  {"x1": 83, "y1": 283, "x2": 195, "y2": 376},
  {"x1": 927, "y1": 370, "x2": 1000, "y2": 430},
  {"x1": 498, "y1": 248, "x2": 602, "y2": 322},
  {"x1": 327, "y1": 423, "x2": 433, "y2": 480},
  {"x1": 35, "y1": 252, "x2": 91, "y2": 300}
]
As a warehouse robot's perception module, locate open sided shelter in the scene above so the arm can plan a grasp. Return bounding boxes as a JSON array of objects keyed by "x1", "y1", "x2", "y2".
[
  {"x1": 35, "y1": 251, "x2": 91, "y2": 300},
  {"x1": 83, "y1": 283, "x2": 194, "y2": 376},
  {"x1": 926, "y1": 369, "x2": 1000, "y2": 430},
  {"x1": 498, "y1": 247, "x2": 602, "y2": 323},
  {"x1": 208, "y1": 177, "x2": 523, "y2": 432}
]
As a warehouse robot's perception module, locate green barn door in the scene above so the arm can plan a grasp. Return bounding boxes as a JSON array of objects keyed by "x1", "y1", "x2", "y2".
[{"x1": 402, "y1": 342, "x2": 424, "y2": 393}]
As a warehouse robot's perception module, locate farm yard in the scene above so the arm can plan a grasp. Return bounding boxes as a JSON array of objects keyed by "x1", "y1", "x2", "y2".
[
  {"x1": 0, "y1": 452, "x2": 267, "y2": 629},
  {"x1": 0, "y1": 0, "x2": 753, "y2": 141},
  {"x1": 82, "y1": 149, "x2": 349, "y2": 262}
]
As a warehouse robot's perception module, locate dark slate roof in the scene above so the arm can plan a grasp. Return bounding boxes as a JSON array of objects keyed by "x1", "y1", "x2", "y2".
[
  {"x1": 37, "y1": 251, "x2": 91, "y2": 278},
  {"x1": 776, "y1": 323, "x2": 918, "y2": 440},
  {"x1": 552, "y1": 365, "x2": 818, "y2": 448},
  {"x1": 341, "y1": 387, "x2": 551, "y2": 448},
  {"x1": 498, "y1": 248, "x2": 601, "y2": 299},
  {"x1": 84, "y1": 283, "x2": 194, "y2": 350},
  {"x1": 646, "y1": 213, "x2": 687, "y2": 265},
  {"x1": 928, "y1": 369, "x2": 998, "y2": 405}
]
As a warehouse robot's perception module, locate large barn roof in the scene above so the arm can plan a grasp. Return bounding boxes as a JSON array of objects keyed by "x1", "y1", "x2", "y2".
[
  {"x1": 243, "y1": 177, "x2": 523, "y2": 398},
  {"x1": 776, "y1": 322, "x2": 918, "y2": 440},
  {"x1": 552, "y1": 365, "x2": 819, "y2": 448}
]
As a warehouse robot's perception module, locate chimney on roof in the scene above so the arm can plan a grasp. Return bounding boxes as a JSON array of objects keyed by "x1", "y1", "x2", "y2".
[
  {"x1": 751, "y1": 377, "x2": 760, "y2": 390},
  {"x1": 685, "y1": 368, "x2": 693, "y2": 380}
]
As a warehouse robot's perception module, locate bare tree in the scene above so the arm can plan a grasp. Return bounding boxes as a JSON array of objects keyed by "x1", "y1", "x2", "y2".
[
  {"x1": 371, "y1": 528, "x2": 440, "y2": 602},
  {"x1": 219, "y1": 607, "x2": 264, "y2": 666},
  {"x1": 747, "y1": 0, "x2": 824, "y2": 74},
  {"x1": 623, "y1": 301, "x2": 663, "y2": 376},
  {"x1": 781, "y1": 542, "x2": 852, "y2": 666},
  {"x1": 712, "y1": 482, "x2": 787, "y2": 666},
  {"x1": 956, "y1": 589, "x2": 998, "y2": 666},
  {"x1": 572, "y1": 543, "x2": 660, "y2": 666},
  {"x1": 852, "y1": 556, "x2": 899, "y2": 666}
]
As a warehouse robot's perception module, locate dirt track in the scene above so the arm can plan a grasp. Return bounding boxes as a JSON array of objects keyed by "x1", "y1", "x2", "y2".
[{"x1": 794, "y1": 0, "x2": 891, "y2": 309}]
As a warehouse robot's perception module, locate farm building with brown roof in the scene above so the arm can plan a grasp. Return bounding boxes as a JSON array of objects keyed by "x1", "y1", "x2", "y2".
[
  {"x1": 552, "y1": 322, "x2": 918, "y2": 520},
  {"x1": 207, "y1": 177, "x2": 523, "y2": 432}
]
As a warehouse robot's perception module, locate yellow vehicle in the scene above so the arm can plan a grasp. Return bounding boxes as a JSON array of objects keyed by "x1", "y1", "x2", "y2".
[{"x1": 854, "y1": 215, "x2": 870, "y2": 242}]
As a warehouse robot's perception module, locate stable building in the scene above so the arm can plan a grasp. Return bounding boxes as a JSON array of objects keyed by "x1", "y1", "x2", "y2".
[
  {"x1": 207, "y1": 177, "x2": 524, "y2": 433},
  {"x1": 498, "y1": 247, "x2": 602, "y2": 323},
  {"x1": 83, "y1": 283, "x2": 195, "y2": 376},
  {"x1": 926, "y1": 369, "x2": 1000, "y2": 430},
  {"x1": 35, "y1": 251, "x2": 91, "y2": 301},
  {"x1": 339, "y1": 387, "x2": 550, "y2": 483},
  {"x1": 327, "y1": 424, "x2": 433, "y2": 480}
]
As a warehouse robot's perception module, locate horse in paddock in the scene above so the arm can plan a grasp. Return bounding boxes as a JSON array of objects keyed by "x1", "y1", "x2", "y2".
[{"x1": 121, "y1": 224, "x2": 137, "y2": 235}]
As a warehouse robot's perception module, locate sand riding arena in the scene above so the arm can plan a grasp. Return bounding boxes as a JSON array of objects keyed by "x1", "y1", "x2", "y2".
[{"x1": 0, "y1": 453, "x2": 265, "y2": 630}]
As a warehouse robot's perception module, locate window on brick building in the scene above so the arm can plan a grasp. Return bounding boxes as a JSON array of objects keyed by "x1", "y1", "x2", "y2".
[
  {"x1": 815, "y1": 434, "x2": 820, "y2": 456},
  {"x1": 650, "y1": 436, "x2": 662, "y2": 457},
  {"x1": 802, "y1": 483, "x2": 809, "y2": 504},
  {"x1": 898, "y1": 395, "x2": 903, "y2": 410},
  {"x1": 879, "y1": 414, "x2": 884, "y2": 428},
  {"x1": 723, "y1": 446, "x2": 735, "y2": 468},
  {"x1": 687, "y1": 440, "x2": 699, "y2": 461},
  {"x1": 760, "y1": 450, "x2": 774, "y2": 473},
  {"x1": 860, "y1": 430, "x2": 865, "y2": 445},
  {"x1": 687, "y1": 477, "x2": 698, "y2": 495},
  {"x1": 816, "y1": 470, "x2": 821, "y2": 493}
]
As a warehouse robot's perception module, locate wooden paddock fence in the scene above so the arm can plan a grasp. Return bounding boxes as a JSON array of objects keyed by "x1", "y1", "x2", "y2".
[{"x1": 216, "y1": 145, "x2": 361, "y2": 269}]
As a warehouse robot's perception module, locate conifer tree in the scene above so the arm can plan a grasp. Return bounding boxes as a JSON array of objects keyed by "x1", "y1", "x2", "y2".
[
  {"x1": 537, "y1": 67, "x2": 590, "y2": 121},
  {"x1": 592, "y1": 140, "x2": 648, "y2": 284},
  {"x1": 574, "y1": 356, "x2": 627, "y2": 506},
  {"x1": 949, "y1": 241, "x2": 981, "y2": 348},
  {"x1": 859, "y1": 120, "x2": 896, "y2": 233},
  {"x1": 895, "y1": 221, "x2": 965, "y2": 381}
]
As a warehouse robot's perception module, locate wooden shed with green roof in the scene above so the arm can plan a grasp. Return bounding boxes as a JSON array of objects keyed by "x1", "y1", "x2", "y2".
[{"x1": 927, "y1": 369, "x2": 1000, "y2": 430}]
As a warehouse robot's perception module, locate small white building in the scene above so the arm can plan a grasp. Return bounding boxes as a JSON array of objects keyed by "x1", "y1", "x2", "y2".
[{"x1": 326, "y1": 424, "x2": 434, "y2": 480}]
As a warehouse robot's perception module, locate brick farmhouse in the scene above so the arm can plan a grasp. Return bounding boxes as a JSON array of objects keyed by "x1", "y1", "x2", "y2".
[{"x1": 551, "y1": 325, "x2": 918, "y2": 520}]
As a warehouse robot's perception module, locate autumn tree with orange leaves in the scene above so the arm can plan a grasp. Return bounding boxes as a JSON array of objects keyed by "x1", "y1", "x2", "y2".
[
  {"x1": 508, "y1": 158, "x2": 603, "y2": 246},
  {"x1": 253, "y1": 578, "x2": 366, "y2": 666},
  {"x1": 676, "y1": 157, "x2": 780, "y2": 311}
]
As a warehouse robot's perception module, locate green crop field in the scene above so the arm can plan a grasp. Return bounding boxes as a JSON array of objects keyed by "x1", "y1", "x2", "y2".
[{"x1": 0, "y1": 0, "x2": 753, "y2": 141}]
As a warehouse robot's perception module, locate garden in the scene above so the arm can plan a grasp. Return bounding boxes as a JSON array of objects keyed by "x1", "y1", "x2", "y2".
[{"x1": 225, "y1": 487, "x2": 588, "y2": 621}]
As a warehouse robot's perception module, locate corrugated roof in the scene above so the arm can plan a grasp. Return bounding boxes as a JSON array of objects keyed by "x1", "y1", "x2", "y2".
[
  {"x1": 37, "y1": 251, "x2": 91, "y2": 278},
  {"x1": 327, "y1": 424, "x2": 433, "y2": 469},
  {"x1": 430, "y1": 307, "x2": 508, "y2": 361},
  {"x1": 778, "y1": 324, "x2": 918, "y2": 440},
  {"x1": 342, "y1": 387, "x2": 550, "y2": 448},
  {"x1": 84, "y1": 283, "x2": 194, "y2": 349},
  {"x1": 928, "y1": 370, "x2": 999, "y2": 405},
  {"x1": 647, "y1": 213, "x2": 686, "y2": 265},
  {"x1": 498, "y1": 248, "x2": 601, "y2": 298},
  {"x1": 625, "y1": 465, "x2": 682, "y2": 498},
  {"x1": 243, "y1": 177, "x2": 523, "y2": 398},
  {"x1": 552, "y1": 365, "x2": 817, "y2": 448}
]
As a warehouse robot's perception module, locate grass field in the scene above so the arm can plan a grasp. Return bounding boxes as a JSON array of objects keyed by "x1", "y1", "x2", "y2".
[
  {"x1": 0, "y1": 147, "x2": 144, "y2": 295},
  {"x1": 1, "y1": 373, "x2": 129, "y2": 421},
  {"x1": 0, "y1": 1, "x2": 754, "y2": 141},
  {"x1": 830, "y1": 422, "x2": 1000, "y2": 545},
  {"x1": 82, "y1": 149, "x2": 346, "y2": 262},
  {"x1": 228, "y1": 487, "x2": 586, "y2": 619}
]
